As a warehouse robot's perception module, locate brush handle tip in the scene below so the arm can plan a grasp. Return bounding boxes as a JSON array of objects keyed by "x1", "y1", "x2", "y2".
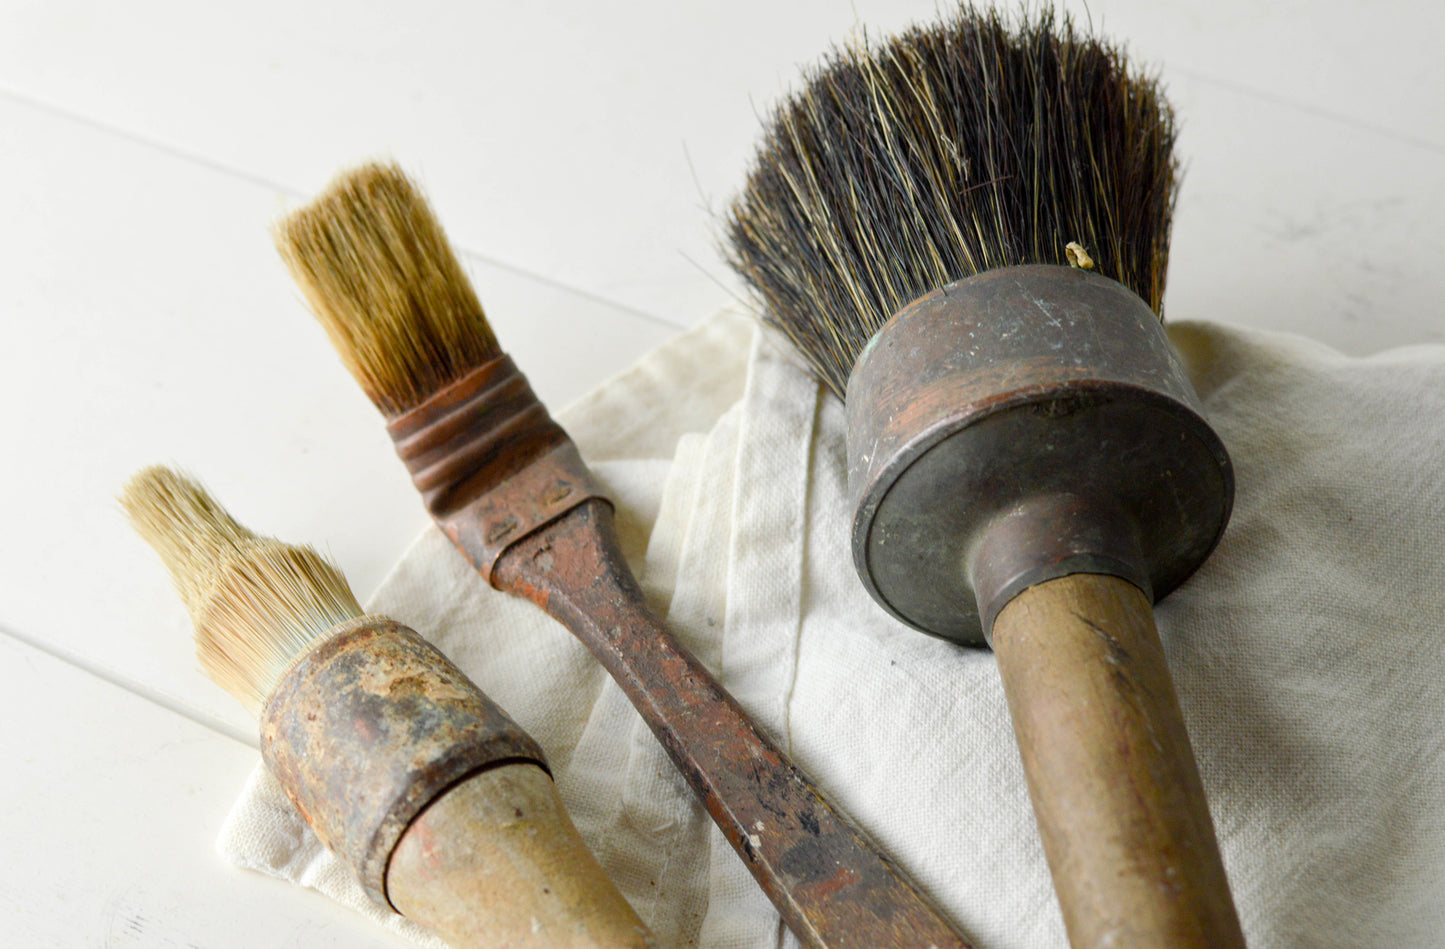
[{"x1": 387, "y1": 762, "x2": 655, "y2": 949}]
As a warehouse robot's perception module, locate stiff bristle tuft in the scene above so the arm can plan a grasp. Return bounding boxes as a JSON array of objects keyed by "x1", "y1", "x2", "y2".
[
  {"x1": 121, "y1": 465, "x2": 248, "y2": 613},
  {"x1": 275, "y1": 162, "x2": 501, "y2": 416},
  {"x1": 197, "y1": 539, "x2": 362, "y2": 713},
  {"x1": 121, "y1": 467, "x2": 362, "y2": 714},
  {"x1": 724, "y1": 6, "x2": 1178, "y2": 397}
]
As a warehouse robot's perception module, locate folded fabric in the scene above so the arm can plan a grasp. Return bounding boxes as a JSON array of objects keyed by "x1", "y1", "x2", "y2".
[{"x1": 221, "y1": 307, "x2": 1445, "y2": 949}]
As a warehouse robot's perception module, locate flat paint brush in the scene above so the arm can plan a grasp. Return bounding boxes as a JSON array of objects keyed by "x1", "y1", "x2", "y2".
[
  {"x1": 726, "y1": 7, "x2": 1243, "y2": 949},
  {"x1": 276, "y1": 163, "x2": 974, "y2": 949},
  {"x1": 122, "y1": 465, "x2": 654, "y2": 949}
]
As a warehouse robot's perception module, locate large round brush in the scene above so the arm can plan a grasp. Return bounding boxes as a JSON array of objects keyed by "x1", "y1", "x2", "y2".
[
  {"x1": 122, "y1": 466, "x2": 654, "y2": 949},
  {"x1": 726, "y1": 8, "x2": 1242, "y2": 949}
]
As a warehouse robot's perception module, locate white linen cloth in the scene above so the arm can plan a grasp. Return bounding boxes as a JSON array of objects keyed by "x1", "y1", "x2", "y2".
[{"x1": 219, "y1": 307, "x2": 1445, "y2": 948}]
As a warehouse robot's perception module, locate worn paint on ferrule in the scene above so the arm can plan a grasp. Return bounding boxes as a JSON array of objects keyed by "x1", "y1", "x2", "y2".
[
  {"x1": 845, "y1": 265, "x2": 1234, "y2": 646},
  {"x1": 386, "y1": 355, "x2": 608, "y2": 581},
  {"x1": 259, "y1": 616, "x2": 547, "y2": 910}
]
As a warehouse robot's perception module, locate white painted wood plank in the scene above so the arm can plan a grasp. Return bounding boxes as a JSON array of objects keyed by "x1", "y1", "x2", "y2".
[
  {"x1": 0, "y1": 93, "x2": 673, "y2": 738},
  {"x1": 0, "y1": 632, "x2": 404, "y2": 947},
  {"x1": 1168, "y1": 71, "x2": 1445, "y2": 351},
  {"x1": 1081, "y1": 0, "x2": 1445, "y2": 152},
  {"x1": 0, "y1": 2, "x2": 1439, "y2": 329},
  {"x1": 0, "y1": 0, "x2": 975, "y2": 323}
]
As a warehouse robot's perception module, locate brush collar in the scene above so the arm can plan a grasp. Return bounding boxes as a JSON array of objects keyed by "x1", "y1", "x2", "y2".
[
  {"x1": 388, "y1": 355, "x2": 563, "y2": 512},
  {"x1": 259, "y1": 616, "x2": 548, "y2": 910},
  {"x1": 386, "y1": 356, "x2": 609, "y2": 581},
  {"x1": 844, "y1": 265, "x2": 1232, "y2": 647}
]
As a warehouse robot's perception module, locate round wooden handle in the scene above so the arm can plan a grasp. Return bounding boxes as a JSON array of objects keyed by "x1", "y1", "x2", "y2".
[
  {"x1": 991, "y1": 573, "x2": 1244, "y2": 949},
  {"x1": 386, "y1": 762, "x2": 656, "y2": 948}
]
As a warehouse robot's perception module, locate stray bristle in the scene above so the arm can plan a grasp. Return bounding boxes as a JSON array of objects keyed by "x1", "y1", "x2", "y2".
[
  {"x1": 275, "y1": 162, "x2": 501, "y2": 416},
  {"x1": 121, "y1": 467, "x2": 363, "y2": 714},
  {"x1": 724, "y1": 6, "x2": 1178, "y2": 397}
]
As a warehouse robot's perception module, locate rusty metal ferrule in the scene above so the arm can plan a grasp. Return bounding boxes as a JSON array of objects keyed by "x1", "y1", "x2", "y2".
[
  {"x1": 845, "y1": 265, "x2": 1233, "y2": 647},
  {"x1": 385, "y1": 354, "x2": 609, "y2": 581},
  {"x1": 259, "y1": 616, "x2": 548, "y2": 910}
]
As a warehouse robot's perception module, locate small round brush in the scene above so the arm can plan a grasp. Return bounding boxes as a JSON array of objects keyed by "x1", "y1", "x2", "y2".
[
  {"x1": 122, "y1": 466, "x2": 654, "y2": 949},
  {"x1": 726, "y1": 7, "x2": 1242, "y2": 949}
]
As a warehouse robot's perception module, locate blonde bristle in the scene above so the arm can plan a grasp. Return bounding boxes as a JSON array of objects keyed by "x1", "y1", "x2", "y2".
[
  {"x1": 122, "y1": 467, "x2": 362, "y2": 713},
  {"x1": 275, "y1": 162, "x2": 502, "y2": 416},
  {"x1": 121, "y1": 466, "x2": 248, "y2": 613},
  {"x1": 196, "y1": 540, "x2": 362, "y2": 713}
]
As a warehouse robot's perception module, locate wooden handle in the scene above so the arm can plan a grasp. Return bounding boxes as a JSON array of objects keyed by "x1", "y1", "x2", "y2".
[
  {"x1": 387, "y1": 761, "x2": 656, "y2": 949},
  {"x1": 493, "y1": 501, "x2": 973, "y2": 949},
  {"x1": 991, "y1": 573, "x2": 1244, "y2": 949}
]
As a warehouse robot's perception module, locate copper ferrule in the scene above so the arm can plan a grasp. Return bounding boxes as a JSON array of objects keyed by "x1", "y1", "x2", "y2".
[
  {"x1": 385, "y1": 355, "x2": 608, "y2": 581},
  {"x1": 259, "y1": 616, "x2": 548, "y2": 910}
]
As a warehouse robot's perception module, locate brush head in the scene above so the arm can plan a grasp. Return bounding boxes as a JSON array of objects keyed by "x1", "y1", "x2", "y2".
[
  {"x1": 724, "y1": 6, "x2": 1179, "y2": 398},
  {"x1": 121, "y1": 466, "x2": 363, "y2": 714},
  {"x1": 276, "y1": 162, "x2": 501, "y2": 416}
]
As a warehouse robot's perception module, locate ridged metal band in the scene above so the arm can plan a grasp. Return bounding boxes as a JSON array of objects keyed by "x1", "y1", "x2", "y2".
[
  {"x1": 386, "y1": 356, "x2": 609, "y2": 580},
  {"x1": 388, "y1": 355, "x2": 567, "y2": 513}
]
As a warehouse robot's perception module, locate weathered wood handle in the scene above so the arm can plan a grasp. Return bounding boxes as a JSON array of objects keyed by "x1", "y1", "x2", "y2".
[
  {"x1": 990, "y1": 573, "x2": 1244, "y2": 949},
  {"x1": 387, "y1": 762, "x2": 656, "y2": 949}
]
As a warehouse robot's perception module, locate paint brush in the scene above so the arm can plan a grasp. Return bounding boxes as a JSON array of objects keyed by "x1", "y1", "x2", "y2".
[
  {"x1": 725, "y1": 7, "x2": 1243, "y2": 948},
  {"x1": 121, "y1": 465, "x2": 654, "y2": 949},
  {"x1": 275, "y1": 163, "x2": 974, "y2": 949}
]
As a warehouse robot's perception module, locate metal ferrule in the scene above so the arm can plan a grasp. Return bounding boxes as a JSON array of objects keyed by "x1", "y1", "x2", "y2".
[
  {"x1": 386, "y1": 355, "x2": 608, "y2": 580},
  {"x1": 845, "y1": 265, "x2": 1233, "y2": 647},
  {"x1": 967, "y1": 493, "x2": 1151, "y2": 636},
  {"x1": 259, "y1": 616, "x2": 548, "y2": 909}
]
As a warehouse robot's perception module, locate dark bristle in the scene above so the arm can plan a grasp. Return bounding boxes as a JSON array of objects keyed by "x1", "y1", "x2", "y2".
[
  {"x1": 724, "y1": 6, "x2": 1178, "y2": 397},
  {"x1": 276, "y1": 162, "x2": 502, "y2": 416}
]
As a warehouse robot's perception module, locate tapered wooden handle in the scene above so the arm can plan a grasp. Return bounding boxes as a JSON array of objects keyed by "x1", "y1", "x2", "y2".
[
  {"x1": 386, "y1": 762, "x2": 656, "y2": 949},
  {"x1": 991, "y1": 573, "x2": 1244, "y2": 949}
]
